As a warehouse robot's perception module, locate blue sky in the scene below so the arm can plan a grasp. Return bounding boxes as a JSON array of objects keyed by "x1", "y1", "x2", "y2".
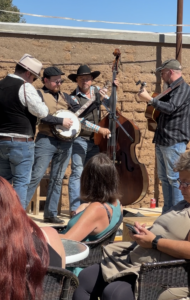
[{"x1": 12, "y1": 0, "x2": 190, "y2": 34}]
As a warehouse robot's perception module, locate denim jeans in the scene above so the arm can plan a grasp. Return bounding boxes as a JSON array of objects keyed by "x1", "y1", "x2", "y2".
[
  {"x1": 155, "y1": 142, "x2": 186, "y2": 213},
  {"x1": 0, "y1": 140, "x2": 34, "y2": 208},
  {"x1": 69, "y1": 137, "x2": 99, "y2": 211},
  {"x1": 26, "y1": 133, "x2": 72, "y2": 217}
]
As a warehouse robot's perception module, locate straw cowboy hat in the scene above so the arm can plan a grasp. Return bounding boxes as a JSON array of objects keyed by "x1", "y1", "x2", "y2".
[
  {"x1": 68, "y1": 65, "x2": 100, "y2": 82},
  {"x1": 15, "y1": 54, "x2": 42, "y2": 78}
]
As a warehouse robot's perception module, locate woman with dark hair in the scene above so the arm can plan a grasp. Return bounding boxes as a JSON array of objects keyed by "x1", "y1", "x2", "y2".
[
  {"x1": 61, "y1": 153, "x2": 122, "y2": 275},
  {"x1": 73, "y1": 151, "x2": 190, "y2": 300},
  {"x1": 0, "y1": 176, "x2": 65, "y2": 300}
]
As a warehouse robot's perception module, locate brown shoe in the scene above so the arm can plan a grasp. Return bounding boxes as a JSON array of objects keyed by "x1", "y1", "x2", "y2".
[{"x1": 70, "y1": 211, "x2": 76, "y2": 218}]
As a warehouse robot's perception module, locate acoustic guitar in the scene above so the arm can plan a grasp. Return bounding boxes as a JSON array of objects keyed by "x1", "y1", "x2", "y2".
[
  {"x1": 145, "y1": 92, "x2": 159, "y2": 132},
  {"x1": 139, "y1": 79, "x2": 183, "y2": 132}
]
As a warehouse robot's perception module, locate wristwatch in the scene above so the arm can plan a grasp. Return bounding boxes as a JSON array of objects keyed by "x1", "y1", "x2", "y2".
[{"x1": 152, "y1": 235, "x2": 163, "y2": 250}]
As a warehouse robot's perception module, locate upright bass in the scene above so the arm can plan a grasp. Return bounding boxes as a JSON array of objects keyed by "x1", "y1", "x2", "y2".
[{"x1": 94, "y1": 49, "x2": 149, "y2": 206}]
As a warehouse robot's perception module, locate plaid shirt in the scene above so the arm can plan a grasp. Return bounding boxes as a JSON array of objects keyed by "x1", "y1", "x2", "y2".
[
  {"x1": 71, "y1": 86, "x2": 109, "y2": 133},
  {"x1": 152, "y1": 77, "x2": 190, "y2": 146}
]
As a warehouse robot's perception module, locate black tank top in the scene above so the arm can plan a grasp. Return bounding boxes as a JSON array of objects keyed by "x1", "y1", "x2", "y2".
[
  {"x1": 47, "y1": 244, "x2": 62, "y2": 267},
  {"x1": 32, "y1": 233, "x2": 62, "y2": 268}
]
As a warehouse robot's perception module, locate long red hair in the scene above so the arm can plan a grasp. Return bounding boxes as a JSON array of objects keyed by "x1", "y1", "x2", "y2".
[{"x1": 0, "y1": 177, "x2": 49, "y2": 300}]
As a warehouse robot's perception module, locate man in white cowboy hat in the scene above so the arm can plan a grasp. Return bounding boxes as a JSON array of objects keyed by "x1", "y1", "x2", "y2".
[
  {"x1": 0, "y1": 53, "x2": 48, "y2": 208},
  {"x1": 68, "y1": 65, "x2": 118, "y2": 217}
]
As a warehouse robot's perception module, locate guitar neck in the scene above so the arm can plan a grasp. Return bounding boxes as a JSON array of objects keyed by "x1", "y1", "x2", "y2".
[{"x1": 154, "y1": 79, "x2": 183, "y2": 101}]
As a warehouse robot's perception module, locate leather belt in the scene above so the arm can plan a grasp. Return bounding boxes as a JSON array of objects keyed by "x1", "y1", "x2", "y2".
[{"x1": 0, "y1": 136, "x2": 34, "y2": 142}]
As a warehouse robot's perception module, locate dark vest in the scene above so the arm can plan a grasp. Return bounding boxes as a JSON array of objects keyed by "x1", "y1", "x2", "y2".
[
  {"x1": 0, "y1": 76, "x2": 37, "y2": 136},
  {"x1": 71, "y1": 87, "x2": 99, "y2": 138}
]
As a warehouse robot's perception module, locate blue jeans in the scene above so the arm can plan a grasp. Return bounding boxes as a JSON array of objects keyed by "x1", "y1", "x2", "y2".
[
  {"x1": 69, "y1": 137, "x2": 99, "y2": 211},
  {"x1": 155, "y1": 142, "x2": 186, "y2": 213},
  {"x1": 26, "y1": 133, "x2": 72, "y2": 217},
  {"x1": 0, "y1": 140, "x2": 34, "y2": 208}
]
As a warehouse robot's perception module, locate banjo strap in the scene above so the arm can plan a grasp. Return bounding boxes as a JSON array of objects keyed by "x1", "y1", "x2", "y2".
[{"x1": 60, "y1": 92, "x2": 96, "y2": 118}]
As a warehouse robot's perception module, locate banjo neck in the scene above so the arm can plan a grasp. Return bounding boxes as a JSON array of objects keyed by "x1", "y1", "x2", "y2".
[{"x1": 60, "y1": 91, "x2": 97, "y2": 118}]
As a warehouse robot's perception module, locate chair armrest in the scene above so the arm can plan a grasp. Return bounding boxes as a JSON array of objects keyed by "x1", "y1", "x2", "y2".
[
  {"x1": 138, "y1": 259, "x2": 190, "y2": 300},
  {"x1": 43, "y1": 266, "x2": 79, "y2": 300}
]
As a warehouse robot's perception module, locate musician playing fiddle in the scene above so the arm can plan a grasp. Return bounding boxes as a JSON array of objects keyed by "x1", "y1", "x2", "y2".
[
  {"x1": 138, "y1": 59, "x2": 190, "y2": 213},
  {"x1": 26, "y1": 66, "x2": 111, "y2": 223},
  {"x1": 68, "y1": 65, "x2": 119, "y2": 217}
]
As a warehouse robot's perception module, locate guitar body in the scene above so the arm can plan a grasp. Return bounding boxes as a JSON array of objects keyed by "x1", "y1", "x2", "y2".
[
  {"x1": 141, "y1": 79, "x2": 183, "y2": 132},
  {"x1": 145, "y1": 105, "x2": 160, "y2": 132},
  {"x1": 144, "y1": 92, "x2": 160, "y2": 132}
]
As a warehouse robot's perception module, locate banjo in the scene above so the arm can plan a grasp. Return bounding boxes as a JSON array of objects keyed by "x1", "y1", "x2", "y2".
[
  {"x1": 51, "y1": 110, "x2": 81, "y2": 141},
  {"x1": 51, "y1": 92, "x2": 98, "y2": 141}
]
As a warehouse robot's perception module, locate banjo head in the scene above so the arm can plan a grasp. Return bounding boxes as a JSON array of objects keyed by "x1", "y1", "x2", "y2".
[{"x1": 52, "y1": 110, "x2": 81, "y2": 140}]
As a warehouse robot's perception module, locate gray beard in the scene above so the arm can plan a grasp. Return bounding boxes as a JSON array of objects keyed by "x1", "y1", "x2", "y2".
[{"x1": 162, "y1": 82, "x2": 169, "y2": 91}]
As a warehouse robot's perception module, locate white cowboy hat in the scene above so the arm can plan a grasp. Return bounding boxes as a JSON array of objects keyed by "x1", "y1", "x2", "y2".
[{"x1": 15, "y1": 54, "x2": 42, "y2": 78}]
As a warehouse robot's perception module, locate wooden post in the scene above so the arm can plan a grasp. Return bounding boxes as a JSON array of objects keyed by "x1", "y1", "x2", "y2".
[{"x1": 176, "y1": 0, "x2": 183, "y2": 63}]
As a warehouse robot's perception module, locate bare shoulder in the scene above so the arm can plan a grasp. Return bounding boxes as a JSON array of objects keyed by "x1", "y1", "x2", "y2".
[
  {"x1": 85, "y1": 202, "x2": 106, "y2": 216},
  {"x1": 40, "y1": 226, "x2": 59, "y2": 239},
  {"x1": 40, "y1": 226, "x2": 65, "y2": 268},
  {"x1": 75, "y1": 202, "x2": 90, "y2": 214},
  {"x1": 40, "y1": 226, "x2": 64, "y2": 252}
]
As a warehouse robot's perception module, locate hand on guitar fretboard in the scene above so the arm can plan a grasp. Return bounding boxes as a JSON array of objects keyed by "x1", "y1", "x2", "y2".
[{"x1": 136, "y1": 80, "x2": 147, "y2": 93}]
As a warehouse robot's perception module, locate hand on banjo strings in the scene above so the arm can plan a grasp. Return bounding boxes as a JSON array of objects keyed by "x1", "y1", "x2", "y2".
[
  {"x1": 63, "y1": 118, "x2": 73, "y2": 129},
  {"x1": 98, "y1": 127, "x2": 111, "y2": 139}
]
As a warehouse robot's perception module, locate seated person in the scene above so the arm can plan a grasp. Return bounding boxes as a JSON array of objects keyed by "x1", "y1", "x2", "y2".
[
  {"x1": 0, "y1": 176, "x2": 65, "y2": 300},
  {"x1": 73, "y1": 151, "x2": 190, "y2": 300},
  {"x1": 61, "y1": 153, "x2": 122, "y2": 275}
]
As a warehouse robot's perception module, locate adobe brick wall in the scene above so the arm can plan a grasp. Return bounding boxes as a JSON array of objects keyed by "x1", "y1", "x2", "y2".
[{"x1": 1, "y1": 27, "x2": 190, "y2": 210}]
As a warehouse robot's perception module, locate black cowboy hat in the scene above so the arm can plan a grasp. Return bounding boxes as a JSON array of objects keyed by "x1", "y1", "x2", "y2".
[{"x1": 68, "y1": 65, "x2": 100, "y2": 82}]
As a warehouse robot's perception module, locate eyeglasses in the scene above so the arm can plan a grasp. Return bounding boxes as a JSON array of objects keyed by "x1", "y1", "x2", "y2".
[
  {"x1": 177, "y1": 178, "x2": 190, "y2": 188},
  {"x1": 50, "y1": 79, "x2": 64, "y2": 85},
  {"x1": 160, "y1": 70, "x2": 169, "y2": 77}
]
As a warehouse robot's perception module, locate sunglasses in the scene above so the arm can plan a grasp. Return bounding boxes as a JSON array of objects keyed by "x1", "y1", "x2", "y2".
[{"x1": 50, "y1": 79, "x2": 64, "y2": 85}]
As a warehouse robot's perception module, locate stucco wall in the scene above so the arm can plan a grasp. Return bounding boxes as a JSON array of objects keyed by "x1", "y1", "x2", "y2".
[{"x1": 1, "y1": 23, "x2": 190, "y2": 209}]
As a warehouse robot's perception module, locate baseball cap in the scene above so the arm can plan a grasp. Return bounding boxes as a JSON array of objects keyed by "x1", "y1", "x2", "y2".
[
  {"x1": 43, "y1": 66, "x2": 65, "y2": 77},
  {"x1": 156, "y1": 59, "x2": 182, "y2": 72}
]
